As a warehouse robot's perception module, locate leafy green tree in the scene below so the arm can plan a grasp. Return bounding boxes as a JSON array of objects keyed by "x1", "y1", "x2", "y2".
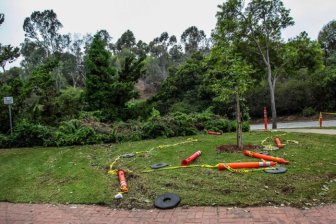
[
  {"x1": 115, "y1": 30, "x2": 136, "y2": 52},
  {"x1": 205, "y1": 44, "x2": 253, "y2": 148},
  {"x1": 181, "y1": 26, "x2": 208, "y2": 54},
  {"x1": 0, "y1": 69, "x2": 25, "y2": 133},
  {"x1": 134, "y1": 40, "x2": 149, "y2": 58},
  {"x1": 216, "y1": 0, "x2": 294, "y2": 129},
  {"x1": 283, "y1": 32, "x2": 323, "y2": 76},
  {"x1": 0, "y1": 45, "x2": 20, "y2": 72},
  {"x1": 23, "y1": 10, "x2": 70, "y2": 57},
  {"x1": 56, "y1": 87, "x2": 84, "y2": 119},
  {"x1": 152, "y1": 53, "x2": 208, "y2": 114},
  {"x1": 85, "y1": 32, "x2": 115, "y2": 111},
  {"x1": 24, "y1": 58, "x2": 60, "y2": 124},
  {"x1": 20, "y1": 41, "x2": 47, "y2": 73},
  {"x1": 318, "y1": 20, "x2": 336, "y2": 65},
  {"x1": 85, "y1": 31, "x2": 144, "y2": 120},
  {"x1": 0, "y1": 13, "x2": 20, "y2": 72},
  {"x1": 67, "y1": 34, "x2": 93, "y2": 87},
  {"x1": 144, "y1": 32, "x2": 184, "y2": 93}
]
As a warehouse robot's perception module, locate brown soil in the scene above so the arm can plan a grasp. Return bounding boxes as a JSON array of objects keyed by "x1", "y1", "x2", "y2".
[{"x1": 216, "y1": 144, "x2": 263, "y2": 153}]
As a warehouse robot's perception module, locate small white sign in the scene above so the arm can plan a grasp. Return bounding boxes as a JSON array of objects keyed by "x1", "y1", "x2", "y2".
[{"x1": 3, "y1": 96, "x2": 13, "y2": 105}]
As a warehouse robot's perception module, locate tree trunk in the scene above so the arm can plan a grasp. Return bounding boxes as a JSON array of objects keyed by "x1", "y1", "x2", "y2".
[
  {"x1": 236, "y1": 92, "x2": 243, "y2": 149},
  {"x1": 267, "y1": 65, "x2": 277, "y2": 129}
]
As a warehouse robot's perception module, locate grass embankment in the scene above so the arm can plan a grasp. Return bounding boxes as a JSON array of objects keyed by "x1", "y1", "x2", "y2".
[{"x1": 0, "y1": 131, "x2": 335, "y2": 208}]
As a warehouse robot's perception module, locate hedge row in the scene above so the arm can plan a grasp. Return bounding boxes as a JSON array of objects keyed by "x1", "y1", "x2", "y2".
[{"x1": 0, "y1": 112, "x2": 249, "y2": 148}]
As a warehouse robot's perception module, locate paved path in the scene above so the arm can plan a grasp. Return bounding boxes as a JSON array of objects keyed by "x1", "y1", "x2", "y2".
[
  {"x1": 278, "y1": 128, "x2": 336, "y2": 135},
  {"x1": 1, "y1": 202, "x2": 335, "y2": 224},
  {"x1": 250, "y1": 120, "x2": 336, "y2": 130}
]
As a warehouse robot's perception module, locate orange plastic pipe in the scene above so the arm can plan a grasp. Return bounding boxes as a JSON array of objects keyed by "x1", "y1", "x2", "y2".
[
  {"x1": 117, "y1": 170, "x2": 128, "y2": 193},
  {"x1": 274, "y1": 137, "x2": 283, "y2": 149},
  {"x1": 208, "y1": 131, "x2": 222, "y2": 135},
  {"x1": 217, "y1": 161, "x2": 276, "y2": 170},
  {"x1": 181, "y1": 150, "x2": 202, "y2": 166},
  {"x1": 244, "y1": 149, "x2": 289, "y2": 164}
]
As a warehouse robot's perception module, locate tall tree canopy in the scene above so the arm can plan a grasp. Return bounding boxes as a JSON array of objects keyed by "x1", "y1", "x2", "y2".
[
  {"x1": 0, "y1": 45, "x2": 20, "y2": 72},
  {"x1": 215, "y1": 0, "x2": 294, "y2": 129},
  {"x1": 85, "y1": 31, "x2": 145, "y2": 120},
  {"x1": 85, "y1": 31, "x2": 115, "y2": 111},
  {"x1": 318, "y1": 20, "x2": 336, "y2": 65},
  {"x1": 115, "y1": 30, "x2": 136, "y2": 52},
  {"x1": 23, "y1": 10, "x2": 70, "y2": 56},
  {"x1": 181, "y1": 26, "x2": 208, "y2": 54},
  {"x1": 0, "y1": 13, "x2": 20, "y2": 72}
]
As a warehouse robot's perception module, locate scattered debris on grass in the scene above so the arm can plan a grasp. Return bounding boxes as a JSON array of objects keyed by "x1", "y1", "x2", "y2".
[{"x1": 216, "y1": 144, "x2": 262, "y2": 153}]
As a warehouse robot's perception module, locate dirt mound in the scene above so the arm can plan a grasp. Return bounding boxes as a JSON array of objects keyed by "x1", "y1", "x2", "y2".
[{"x1": 216, "y1": 144, "x2": 262, "y2": 153}]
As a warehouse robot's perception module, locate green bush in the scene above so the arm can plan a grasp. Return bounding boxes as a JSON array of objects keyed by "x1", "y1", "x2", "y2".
[
  {"x1": 141, "y1": 116, "x2": 176, "y2": 139},
  {"x1": 56, "y1": 87, "x2": 84, "y2": 120},
  {"x1": 0, "y1": 112, "x2": 250, "y2": 147},
  {"x1": 10, "y1": 119, "x2": 54, "y2": 147},
  {"x1": 55, "y1": 119, "x2": 99, "y2": 146},
  {"x1": 111, "y1": 121, "x2": 143, "y2": 143},
  {"x1": 302, "y1": 107, "x2": 316, "y2": 117},
  {"x1": 242, "y1": 121, "x2": 250, "y2": 132},
  {"x1": 170, "y1": 112, "x2": 198, "y2": 136},
  {"x1": 0, "y1": 134, "x2": 11, "y2": 148},
  {"x1": 204, "y1": 118, "x2": 233, "y2": 132}
]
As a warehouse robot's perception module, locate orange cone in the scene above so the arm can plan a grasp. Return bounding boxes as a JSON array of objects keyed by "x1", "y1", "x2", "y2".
[
  {"x1": 117, "y1": 170, "x2": 128, "y2": 193},
  {"x1": 181, "y1": 150, "x2": 202, "y2": 166},
  {"x1": 244, "y1": 149, "x2": 289, "y2": 164},
  {"x1": 264, "y1": 107, "x2": 268, "y2": 130},
  {"x1": 274, "y1": 137, "x2": 283, "y2": 149},
  {"x1": 217, "y1": 161, "x2": 276, "y2": 170}
]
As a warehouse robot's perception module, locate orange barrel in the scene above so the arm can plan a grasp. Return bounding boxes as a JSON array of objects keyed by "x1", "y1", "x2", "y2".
[
  {"x1": 217, "y1": 161, "x2": 276, "y2": 170},
  {"x1": 208, "y1": 131, "x2": 222, "y2": 135},
  {"x1": 244, "y1": 150, "x2": 289, "y2": 164},
  {"x1": 117, "y1": 170, "x2": 128, "y2": 193},
  {"x1": 274, "y1": 137, "x2": 283, "y2": 149},
  {"x1": 264, "y1": 107, "x2": 268, "y2": 130},
  {"x1": 181, "y1": 150, "x2": 202, "y2": 166}
]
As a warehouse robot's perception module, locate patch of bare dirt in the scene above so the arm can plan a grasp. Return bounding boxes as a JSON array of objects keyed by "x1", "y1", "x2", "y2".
[{"x1": 216, "y1": 144, "x2": 263, "y2": 153}]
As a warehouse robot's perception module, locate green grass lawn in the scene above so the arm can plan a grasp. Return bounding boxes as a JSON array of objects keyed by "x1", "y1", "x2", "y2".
[{"x1": 0, "y1": 131, "x2": 335, "y2": 208}]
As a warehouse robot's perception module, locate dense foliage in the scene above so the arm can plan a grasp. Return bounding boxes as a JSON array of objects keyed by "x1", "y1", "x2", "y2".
[{"x1": 1, "y1": 1, "x2": 335, "y2": 147}]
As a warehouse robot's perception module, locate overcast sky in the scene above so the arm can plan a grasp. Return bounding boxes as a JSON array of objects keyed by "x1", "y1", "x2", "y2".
[{"x1": 1, "y1": 0, "x2": 336, "y2": 48}]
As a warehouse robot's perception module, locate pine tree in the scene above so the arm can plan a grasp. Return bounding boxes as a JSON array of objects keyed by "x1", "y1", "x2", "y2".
[{"x1": 85, "y1": 33, "x2": 116, "y2": 111}]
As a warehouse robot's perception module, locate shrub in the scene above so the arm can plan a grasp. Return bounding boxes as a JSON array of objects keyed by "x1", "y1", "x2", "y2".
[
  {"x1": 10, "y1": 119, "x2": 54, "y2": 147},
  {"x1": 170, "y1": 112, "x2": 198, "y2": 136},
  {"x1": 55, "y1": 119, "x2": 99, "y2": 146},
  {"x1": 0, "y1": 134, "x2": 11, "y2": 148},
  {"x1": 242, "y1": 121, "x2": 250, "y2": 132},
  {"x1": 56, "y1": 87, "x2": 84, "y2": 120},
  {"x1": 110, "y1": 120, "x2": 143, "y2": 143},
  {"x1": 204, "y1": 118, "x2": 232, "y2": 132},
  {"x1": 141, "y1": 116, "x2": 176, "y2": 139},
  {"x1": 302, "y1": 107, "x2": 316, "y2": 117}
]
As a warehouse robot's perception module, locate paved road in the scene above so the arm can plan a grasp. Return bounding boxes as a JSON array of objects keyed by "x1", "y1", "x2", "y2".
[
  {"x1": 251, "y1": 119, "x2": 336, "y2": 130},
  {"x1": 1, "y1": 202, "x2": 335, "y2": 224},
  {"x1": 278, "y1": 128, "x2": 336, "y2": 135}
]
